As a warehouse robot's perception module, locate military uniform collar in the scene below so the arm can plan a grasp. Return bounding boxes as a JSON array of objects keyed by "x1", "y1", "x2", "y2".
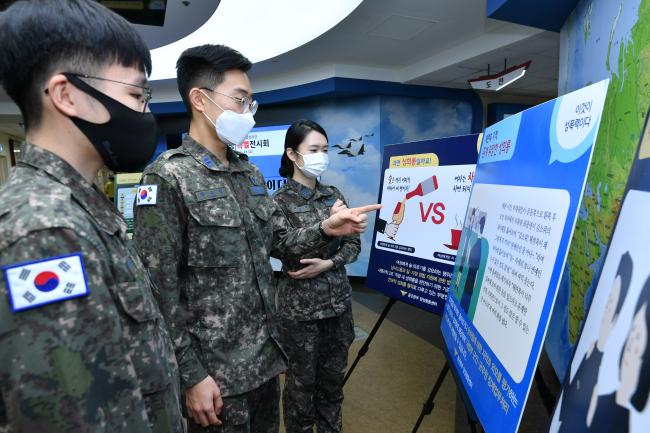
[
  {"x1": 287, "y1": 178, "x2": 334, "y2": 201},
  {"x1": 19, "y1": 143, "x2": 125, "y2": 236},
  {"x1": 182, "y1": 136, "x2": 249, "y2": 173}
]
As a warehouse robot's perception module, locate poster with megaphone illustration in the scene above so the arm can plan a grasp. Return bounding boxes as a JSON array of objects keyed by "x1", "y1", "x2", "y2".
[{"x1": 366, "y1": 134, "x2": 481, "y2": 315}]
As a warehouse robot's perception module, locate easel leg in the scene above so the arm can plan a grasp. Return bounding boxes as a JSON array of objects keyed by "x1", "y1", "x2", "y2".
[
  {"x1": 410, "y1": 362, "x2": 450, "y2": 433},
  {"x1": 343, "y1": 297, "x2": 396, "y2": 386},
  {"x1": 467, "y1": 412, "x2": 479, "y2": 433},
  {"x1": 534, "y1": 368, "x2": 556, "y2": 417}
]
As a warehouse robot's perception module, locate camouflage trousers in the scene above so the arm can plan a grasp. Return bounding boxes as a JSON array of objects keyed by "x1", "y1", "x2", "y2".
[
  {"x1": 145, "y1": 383, "x2": 185, "y2": 433},
  {"x1": 280, "y1": 308, "x2": 355, "y2": 433},
  {"x1": 187, "y1": 377, "x2": 280, "y2": 433}
]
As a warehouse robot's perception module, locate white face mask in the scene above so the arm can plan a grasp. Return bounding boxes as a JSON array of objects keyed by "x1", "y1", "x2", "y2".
[
  {"x1": 200, "y1": 91, "x2": 256, "y2": 148},
  {"x1": 296, "y1": 151, "x2": 329, "y2": 178}
]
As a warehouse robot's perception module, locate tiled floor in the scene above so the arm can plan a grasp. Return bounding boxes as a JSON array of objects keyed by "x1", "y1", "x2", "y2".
[
  {"x1": 279, "y1": 283, "x2": 560, "y2": 433},
  {"x1": 341, "y1": 298, "x2": 456, "y2": 433}
]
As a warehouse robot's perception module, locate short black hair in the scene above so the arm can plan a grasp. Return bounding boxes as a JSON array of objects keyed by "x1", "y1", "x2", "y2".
[
  {"x1": 0, "y1": 0, "x2": 151, "y2": 131},
  {"x1": 279, "y1": 119, "x2": 328, "y2": 178},
  {"x1": 176, "y1": 44, "x2": 252, "y2": 114},
  {"x1": 613, "y1": 252, "x2": 633, "y2": 320}
]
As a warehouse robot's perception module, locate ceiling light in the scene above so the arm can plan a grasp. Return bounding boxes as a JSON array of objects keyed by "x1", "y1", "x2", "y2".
[{"x1": 149, "y1": 0, "x2": 362, "y2": 81}]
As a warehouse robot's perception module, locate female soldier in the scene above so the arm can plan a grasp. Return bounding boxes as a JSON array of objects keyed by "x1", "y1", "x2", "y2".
[{"x1": 273, "y1": 119, "x2": 360, "y2": 433}]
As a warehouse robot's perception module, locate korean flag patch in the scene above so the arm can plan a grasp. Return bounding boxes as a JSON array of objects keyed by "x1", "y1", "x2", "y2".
[
  {"x1": 2, "y1": 253, "x2": 90, "y2": 312},
  {"x1": 136, "y1": 185, "x2": 158, "y2": 206}
]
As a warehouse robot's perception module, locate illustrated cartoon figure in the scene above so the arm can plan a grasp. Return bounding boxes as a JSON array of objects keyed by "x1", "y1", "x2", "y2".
[
  {"x1": 459, "y1": 215, "x2": 488, "y2": 319},
  {"x1": 380, "y1": 175, "x2": 439, "y2": 241},
  {"x1": 557, "y1": 252, "x2": 633, "y2": 433},
  {"x1": 453, "y1": 208, "x2": 477, "y2": 291},
  {"x1": 387, "y1": 200, "x2": 406, "y2": 240},
  {"x1": 585, "y1": 273, "x2": 650, "y2": 432}
]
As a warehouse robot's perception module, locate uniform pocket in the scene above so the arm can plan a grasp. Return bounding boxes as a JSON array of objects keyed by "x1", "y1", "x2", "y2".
[
  {"x1": 219, "y1": 395, "x2": 249, "y2": 426},
  {"x1": 286, "y1": 203, "x2": 319, "y2": 228},
  {"x1": 115, "y1": 281, "x2": 159, "y2": 322},
  {"x1": 186, "y1": 200, "x2": 243, "y2": 267},
  {"x1": 115, "y1": 281, "x2": 173, "y2": 394},
  {"x1": 252, "y1": 201, "x2": 271, "y2": 222}
]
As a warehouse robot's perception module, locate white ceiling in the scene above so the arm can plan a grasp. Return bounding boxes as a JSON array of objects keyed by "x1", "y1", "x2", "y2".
[
  {"x1": 0, "y1": 0, "x2": 561, "y2": 133},
  {"x1": 152, "y1": 0, "x2": 558, "y2": 101},
  {"x1": 415, "y1": 31, "x2": 559, "y2": 97}
]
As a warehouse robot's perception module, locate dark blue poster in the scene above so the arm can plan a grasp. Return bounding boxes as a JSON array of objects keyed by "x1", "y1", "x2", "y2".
[{"x1": 366, "y1": 134, "x2": 481, "y2": 315}]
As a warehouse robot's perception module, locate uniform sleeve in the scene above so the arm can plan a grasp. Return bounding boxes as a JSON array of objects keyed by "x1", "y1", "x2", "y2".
[
  {"x1": 375, "y1": 218, "x2": 387, "y2": 234},
  {"x1": 0, "y1": 228, "x2": 152, "y2": 433},
  {"x1": 133, "y1": 174, "x2": 209, "y2": 390},
  {"x1": 330, "y1": 234, "x2": 361, "y2": 267},
  {"x1": 329, "y1": 189, "x2": 361, "y2": 267},
  {"x1": 270, "y1": 199, "x2": 329, "y2": 258}
]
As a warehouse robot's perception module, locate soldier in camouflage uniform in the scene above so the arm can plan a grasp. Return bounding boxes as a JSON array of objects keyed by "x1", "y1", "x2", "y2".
[
  {"x1": 133, "y1": 45, "x2": 378, "y2": 433},
  {"x1": 0, "y1": 2, "x2": 183, "y2": 432},
  {"x1": 272, "y1": 120, "x2": 358, "y2": 433}
]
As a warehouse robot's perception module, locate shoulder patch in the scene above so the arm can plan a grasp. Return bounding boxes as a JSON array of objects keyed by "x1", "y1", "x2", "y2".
[
  {"x1": 3, "y1": 253, "x2": 89, "y2": 312},
  {"x1": 136, "y1": 185, "x2": 158, "y2": 206}
]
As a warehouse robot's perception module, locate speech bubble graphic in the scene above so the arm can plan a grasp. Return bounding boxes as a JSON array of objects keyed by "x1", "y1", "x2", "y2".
[
  {"x1": 478, "y1": 112, "x2": 522, "y2": 164},
  {"x1": 549, "y1": 79, "x2": 609, "y2": 164}
]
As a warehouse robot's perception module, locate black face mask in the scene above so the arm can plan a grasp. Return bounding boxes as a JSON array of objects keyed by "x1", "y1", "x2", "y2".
[{"x1": 64, "y1": 73, "x2": 158, "y2": 172}]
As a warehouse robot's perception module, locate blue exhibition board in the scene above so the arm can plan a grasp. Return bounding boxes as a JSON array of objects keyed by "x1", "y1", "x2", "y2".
[
  {"x1": 366, "y1": 134, "x2": 480, "y2": 315},
  {"x1": 440, "y1": 79, "x2": 610, "y2": 433}
]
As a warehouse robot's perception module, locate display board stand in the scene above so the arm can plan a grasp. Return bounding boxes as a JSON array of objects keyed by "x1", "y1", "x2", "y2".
[
  {"x1": 343, "y1": 296, "x2": 396, "y2": 386},
  {"x1": 342, "y1": 293, "x2": 482, "y2": 432},
  {"x1": 343, "y1": 293, "x2": 557, "y2": 431},
  {"x1": 411, "y1": 362, "x2": 452, "y2": 433},
  {"x1": 411, "y1": 346, "x2": 481, "y2": 433},
  {"x1": 411, "y1": 354, "x2": 557, "y2": 433},
  {"x1": 533, "y1": 368, "x2": 555, "y2": 417}
]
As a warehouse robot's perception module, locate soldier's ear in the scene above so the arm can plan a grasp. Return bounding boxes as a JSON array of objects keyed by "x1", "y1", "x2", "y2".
[
  {"x1": 189, "y1": 88, "x2": 207, "y2": 114},
  {"x1": 45, "y1": 74, "x2": 83, "y2": 118},
  {"x1": 286, "y1": 147, "x2": 299, "y2": 163}
]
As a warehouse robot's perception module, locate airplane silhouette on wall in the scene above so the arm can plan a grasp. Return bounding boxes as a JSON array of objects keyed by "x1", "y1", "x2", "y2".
[{"x1": 330, "y1": 133, "x2": 371, "y2": 157}]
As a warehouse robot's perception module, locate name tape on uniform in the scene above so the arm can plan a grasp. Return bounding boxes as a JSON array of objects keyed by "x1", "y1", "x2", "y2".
[
  {"x1": 249, "y1": 186, "x2": 266, "y2": 196},
  {"x1": 3, "y1": 253, "x2": 89, "y2": 312},
  {"x1": 136, "y1": 185, "x2": 158, "y2": 206}
]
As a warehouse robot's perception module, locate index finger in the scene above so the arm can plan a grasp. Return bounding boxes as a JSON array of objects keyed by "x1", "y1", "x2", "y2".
[{"x1": 352, "y1": 204, "x2": 382, "y2": 214}]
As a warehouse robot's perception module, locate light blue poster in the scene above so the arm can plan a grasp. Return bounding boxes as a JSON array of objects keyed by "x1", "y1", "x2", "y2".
[{"x1": 440, "y1": 79, "x2": 610, "y2": 433}]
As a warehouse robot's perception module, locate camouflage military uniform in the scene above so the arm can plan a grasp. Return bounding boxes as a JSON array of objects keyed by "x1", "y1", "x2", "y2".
[
  {"x1": 272, "y1": 179, "x2": 359, "y2": 433},
  {"x1": 133, "y1": 137, "x2": 330, "y2": 433},
  {"x1": 0, "y1": 144, "x2": 183, "y2": 433}
]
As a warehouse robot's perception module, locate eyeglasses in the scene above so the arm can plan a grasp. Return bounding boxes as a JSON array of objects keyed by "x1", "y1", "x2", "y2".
[
  {"x1": 199, "y1": 87, "x2": 258, "y2": 115},
  {"x1": 47, "y1": 72, "x2": 153, "y2": 113}
]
